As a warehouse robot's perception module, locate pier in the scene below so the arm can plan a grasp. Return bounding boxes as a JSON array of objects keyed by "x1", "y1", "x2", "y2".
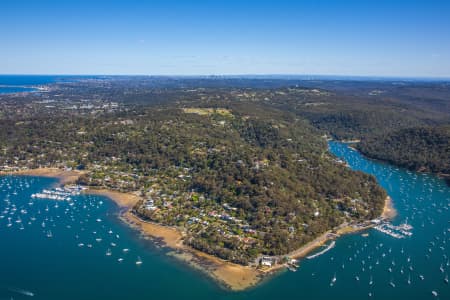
[{"x1": 373, "y1": 221, "x2": 413, "y2": 239}]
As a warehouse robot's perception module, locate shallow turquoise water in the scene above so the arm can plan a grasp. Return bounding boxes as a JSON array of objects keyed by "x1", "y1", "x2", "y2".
[{"x1": 0, "y1": 142, "x2": 448, "y2": 299}]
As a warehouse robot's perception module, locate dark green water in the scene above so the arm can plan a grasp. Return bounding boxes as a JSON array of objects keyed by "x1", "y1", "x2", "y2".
[{"x1": 0, "y1": 142, "x2": 448, "y2": 299}]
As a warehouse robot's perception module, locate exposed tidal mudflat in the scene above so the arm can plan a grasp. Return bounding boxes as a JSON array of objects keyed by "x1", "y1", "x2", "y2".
[{"x1": 0, "y1": 142, "x2": 448, "y2": 299}]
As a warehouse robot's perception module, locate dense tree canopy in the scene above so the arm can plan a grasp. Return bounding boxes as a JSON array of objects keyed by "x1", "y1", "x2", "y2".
[
  {"x1": 3, "y1": 77, "x2": 448, "y2": 264},
  {"x1": 358, "y1": 126, "x2": 450, "y2": 177}
]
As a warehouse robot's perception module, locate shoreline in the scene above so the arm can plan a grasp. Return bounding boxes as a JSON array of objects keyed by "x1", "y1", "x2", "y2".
[
  {"x1": 259, "y1": 196, "x2": 393, "y2": 274},
  {"x1": 79, "y1": 187, "x2": 262, "y2": 290},
  {"x1": 0, "y1": 168, "x2": 84, "y2": 185},
  {"x1": 341, "y1": 139, "x2": 449, "y2": 186},
  {"x1": 86, "y1": 188, "x2": 141, "y2": 210},
  {"x1": 0, "y1": 168, "x2": 395, "y2": 291},
  {"x1": 381, "y1": 196, "x2": 397, "y2": 219}
]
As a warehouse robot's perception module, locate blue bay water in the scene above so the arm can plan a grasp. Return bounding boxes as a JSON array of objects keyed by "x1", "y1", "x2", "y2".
[
  {"x1": 0, "y1": 86, "x2": 37, "y2": 94},
  {"x1": 0, "y1": 75, "x2": 95, "y2": 94},
  {"x1": 0, "y1": 75, "x2": 59, "y2": 86},
  {"x1": 0, "y1": 142, "x2": 448, "y2": 299},
  {"x1": 0, "y1": 75, "x2": 59, "y2": 94}
]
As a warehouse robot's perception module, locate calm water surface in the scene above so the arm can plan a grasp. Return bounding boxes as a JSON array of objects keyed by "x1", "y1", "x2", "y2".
[
  {"x1": 0, "y1": 75, "x2": 59, "y2": 94},
  {"x1": 0, "y1": 75, "x2": 95, "y2": 94},
  {"x1": 0, "y1": 142, "x2": 448, "y2": 299}
]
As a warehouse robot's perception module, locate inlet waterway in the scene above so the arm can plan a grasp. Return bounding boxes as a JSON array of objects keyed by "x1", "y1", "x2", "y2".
[{"x1": 0, "y1": 141, "x2": 448, "y2": 299}]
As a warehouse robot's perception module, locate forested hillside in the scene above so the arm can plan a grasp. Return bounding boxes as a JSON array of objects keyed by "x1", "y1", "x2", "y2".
[
  {"x1": 3, "y1": 77, "x2": 448, "y2": 263},
  {"x1": 357, "y1": 126, "x2": 450, "y2": 182},
  {"x1": 0, "y1": 100, "x2": 386, "y2": 265}
]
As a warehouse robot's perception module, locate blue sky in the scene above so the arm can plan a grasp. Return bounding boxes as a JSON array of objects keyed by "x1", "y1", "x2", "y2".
[{"x1": 1, "y1": 0, "x2": 450, "y2": 77}]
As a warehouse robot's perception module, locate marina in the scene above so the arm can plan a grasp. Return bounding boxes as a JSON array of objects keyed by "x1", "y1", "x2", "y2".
[
  {"x1": 31, "y1": 185, "x2": 86, "y2": 201},
  {"x1": 0, "y1": 141, "x2": 448, "y2": 299},
  {"x1": 373, "y1": 221, "x2": 413, "y2": 239}
]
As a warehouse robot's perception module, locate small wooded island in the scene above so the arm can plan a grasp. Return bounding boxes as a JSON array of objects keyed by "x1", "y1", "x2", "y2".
[{"x1": 1, "y1": 77, "x2": 448, "y2": 289}]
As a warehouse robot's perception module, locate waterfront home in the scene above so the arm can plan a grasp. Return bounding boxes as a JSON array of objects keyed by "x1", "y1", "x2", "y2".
[
  {"x1": 145, "y1": 199, "x2": 157, "y2": 211},
  {"x1": 261, "y1": 256, "x2": 275, "y2": 267}
]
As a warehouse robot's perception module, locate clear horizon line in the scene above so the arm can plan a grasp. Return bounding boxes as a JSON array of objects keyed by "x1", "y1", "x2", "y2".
[{"x1": 1, "y1": 73, "x2": 450, "y2": 81}]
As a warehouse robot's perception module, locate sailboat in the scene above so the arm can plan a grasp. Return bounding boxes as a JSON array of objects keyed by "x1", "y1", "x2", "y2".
[
  {"x1": 330, "y1": 273, "x2": 337, "y2": 286},
  {"x1": 407, "y1": 274, "x2": 411, "y2": 285},
  {"x1": 136, "y1": 256, "x2": 143, "y2": 265},
  {"x1": 369, "y1": 275, "x2": 373, "y2": 285}
]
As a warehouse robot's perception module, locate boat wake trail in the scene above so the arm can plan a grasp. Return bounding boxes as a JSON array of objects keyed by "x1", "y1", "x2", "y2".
[
  {"x1": 8, "y1": 288, "x2": 35, "y2": 297},
  {"x1": 307, "y1": 241, "x2": 336, "y2": 259}
]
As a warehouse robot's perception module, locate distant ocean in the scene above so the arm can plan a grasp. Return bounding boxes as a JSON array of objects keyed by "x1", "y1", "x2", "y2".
[
  {"x1": 0, "y1": 75, "x2": 90, "y2": 94},
  {"x1": 0, "y1": 75, "x2": 60, "y2": 94}
]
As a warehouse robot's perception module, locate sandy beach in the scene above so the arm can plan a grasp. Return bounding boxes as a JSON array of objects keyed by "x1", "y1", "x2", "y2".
[
  {"x1": 263, "y1": 195, "x2": 395, "y2": 273},
  {"x1": 381, "y1": 196, "x2": 397, "y2": 219},
  {"x1": 174, "y1": 250, "x2": 262, "y2": 291},
  {"x1": 123, "y1": 212, "x2": 184, "y2": 249},
  {"x1": 86, "y1": 189, "x2": 141, "y2": 209},
  {"x1": 0, "y1": 168, "x2": 396, "y2": 290},
  {"x1": 0, "y1": 168, "x2": 83, "y2": 185},
  {"x1": 107, "y1": 194, "x2": 395, "y2": 290},
  {"x1": 86, "y1": 190, "x2": 186, "y2": 259},
  {"x1": 121, "y1": 209, "x2": 261, "y2": 290},
  {"x1": 85, "y1": 187, "x2": 261, "y2": 290}
]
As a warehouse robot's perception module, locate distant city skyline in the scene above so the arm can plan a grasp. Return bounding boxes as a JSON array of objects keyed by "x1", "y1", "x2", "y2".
[{"x1": 1, "y1": 0, "x2": 450, "y2": 77}]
